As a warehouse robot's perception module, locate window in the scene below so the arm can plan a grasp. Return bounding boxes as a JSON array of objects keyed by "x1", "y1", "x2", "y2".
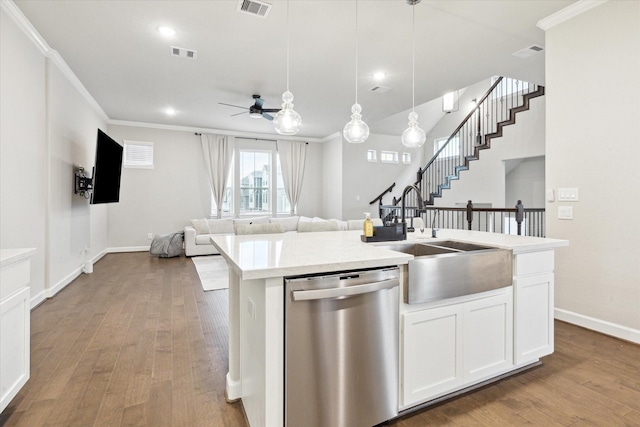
[
  {"x1": 239, "y1": 150, "x2": 270, "y2": 214},
  {"x1": 402, "y1": 152, "x2": 411, "y2": 164},
  {"x1": 367, "y1": 150, "x2": 377, "y2": 162},
  {"x1": 123, "y1": 140, "x2": 153, "y2": 168},
  {"x1": 211, "y1": 140, "x2": 292, "y2": 217},
  {"x1": 380, "y1": 151, "x2": 398, "y2": 163},
  {"x1": 434, "y1": 136, "x2": 460, "y2": 159}
]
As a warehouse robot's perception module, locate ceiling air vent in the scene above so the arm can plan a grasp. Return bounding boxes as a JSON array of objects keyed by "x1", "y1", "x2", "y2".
[
  {"x1": 512, "y1": 44, "x2": 544, "y2": 59},
  {"x1": 171, "y1": 46, "x2": 197, "y2": 60},
  {"x1": 370, "y1": 86, "x2": 391, "y2": 94},
  {"x1": 237, "y1": 0, "x2": 272, "y2": 18}
]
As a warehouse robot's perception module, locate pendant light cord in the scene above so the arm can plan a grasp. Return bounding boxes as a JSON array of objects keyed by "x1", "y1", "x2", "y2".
[
  {"x1": 286, "y1": 0, "x2": 290, "y2": 93},
  {"x1": 355, "y1": 0, "x2": 358, "y2": 104},
  {"x1": 412, "y1": 3, "x2": 415, "y2": 113}
]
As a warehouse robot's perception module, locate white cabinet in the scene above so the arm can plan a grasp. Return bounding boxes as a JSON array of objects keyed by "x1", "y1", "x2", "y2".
[
  {"x1": 513, "y1": 251, "x2": 554, "y2": 365},
  {"x1": 401, "y1": 289, "x2": 513, "y2": 407},
  {"x1": 0, "y1": 250, "x2": 33, "y2": 413}
]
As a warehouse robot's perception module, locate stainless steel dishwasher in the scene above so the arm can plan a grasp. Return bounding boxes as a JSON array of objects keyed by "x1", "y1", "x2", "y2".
[{"x1": 285, "y1": 266, "x2": 399, "y2": 427}]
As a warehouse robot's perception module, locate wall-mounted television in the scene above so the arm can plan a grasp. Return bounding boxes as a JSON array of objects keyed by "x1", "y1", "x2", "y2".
[{"x1": 90, "y1": 129, "x2": 123, "y2": 204}]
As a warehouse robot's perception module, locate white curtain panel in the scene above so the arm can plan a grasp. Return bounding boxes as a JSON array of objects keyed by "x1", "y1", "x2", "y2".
[
  {"x1": 201, "y1": 134, "x2": 235, "y2": 218},
  {"x1": 277, "y1": 140, "x2": 307, "y2": 215}
]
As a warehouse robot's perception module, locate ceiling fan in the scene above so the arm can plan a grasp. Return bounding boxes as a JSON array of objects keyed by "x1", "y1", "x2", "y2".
[{"x1": 219, "y1": 95, "x2": 280, "y2": 121}]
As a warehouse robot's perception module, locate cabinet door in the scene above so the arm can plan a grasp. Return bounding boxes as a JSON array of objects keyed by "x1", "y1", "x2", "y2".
[
  {"x1": 463, "y1": 292, "x2": 513, "y2": 383},
  {"x1": 401, "y1": 304, "x2": 464, "y2": 407},
  {"x1": 1, "y1": 286, "x2": 30, "y2": 412},
  {"x1": 514, "y1": 273, "x2": 554, "y2": 364}
]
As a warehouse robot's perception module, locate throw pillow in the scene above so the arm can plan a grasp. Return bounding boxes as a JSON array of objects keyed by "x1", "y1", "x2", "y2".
[
  {"x1": 235, "y1": 223, "x2": 286, "y2": 235},
  {"x1": 205, "y1": 218, "x2": 234, "y2": 234},
  {"x1": 190, "y1": 218, "x2": 210, "y2": 235},
  {"x1": 297, "y1": 220, "x2": 339, "y2": 233},
  {"x1": 269, "y1": 216, "x2": 299, "y2": 232},
  {"x1": 233, "y1": 216, "x2": 269, "y2": 233}
]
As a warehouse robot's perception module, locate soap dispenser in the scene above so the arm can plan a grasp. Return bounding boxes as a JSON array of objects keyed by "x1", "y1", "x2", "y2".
[{"x1": 363, "y1": 213, "x2": 374, "y2": 238}]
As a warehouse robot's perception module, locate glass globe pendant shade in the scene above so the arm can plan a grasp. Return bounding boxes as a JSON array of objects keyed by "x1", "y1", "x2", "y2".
[
  {"x1": 274, "y1": 91, "x2": 302, "y2": 135},
  {"x1": 343, "y1": 103, "x2": 370, "y2": 143},
  {"x1": 401, "y1": 111, "x2": 426, "y2": 148}
]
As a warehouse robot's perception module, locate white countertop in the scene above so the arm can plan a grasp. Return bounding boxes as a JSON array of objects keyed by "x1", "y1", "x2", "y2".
[
  {"x1": 0, "y1": 248, "x2": 37, "y2": 268},
  {"x1": 211, "y1": 229, "x2": 567, "y2": 280}
]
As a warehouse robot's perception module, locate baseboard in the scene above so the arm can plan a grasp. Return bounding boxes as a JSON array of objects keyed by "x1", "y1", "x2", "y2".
[
  {"x1": 47, "y1": 266, "x2": 83, "y2": 299},
  {"x1": 555, "y1": 308, "x2": 640, "y2": 345},
  {"x1": 30, "y1": 289, "x2": 47, "y2": 309},
  {"x1": 106, "y1": 246, "x2": 150, "y2": 253}
]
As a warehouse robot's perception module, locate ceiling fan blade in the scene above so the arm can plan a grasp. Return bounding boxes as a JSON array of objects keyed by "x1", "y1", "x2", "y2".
[
  {"x1": 219, "y1": 102, "x2": 248, "y2": 110},
  {"x1": 231, "y1": 111, "x2": 249, "y2": 117},
  {"x1": 262, "y1": 108, "x2": 280, "y2": 113},
  {"x1": 262, "y1": 113, "x2": 274, "y2": 121}
]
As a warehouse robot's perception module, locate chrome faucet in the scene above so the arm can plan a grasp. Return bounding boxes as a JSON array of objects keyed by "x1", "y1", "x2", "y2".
[{"x1": 401, "y1": 185, "x2": 425, "y2": 238}]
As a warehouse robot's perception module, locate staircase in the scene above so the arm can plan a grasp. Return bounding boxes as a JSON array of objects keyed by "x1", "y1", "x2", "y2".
[{"x1": 375, "y1": 76, "x2": 544, "y2": 221}]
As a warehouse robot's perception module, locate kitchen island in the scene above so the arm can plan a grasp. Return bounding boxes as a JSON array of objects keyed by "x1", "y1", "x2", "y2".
[{"x1": 211, "y1": 229, "x2": 567, "y2": 427}]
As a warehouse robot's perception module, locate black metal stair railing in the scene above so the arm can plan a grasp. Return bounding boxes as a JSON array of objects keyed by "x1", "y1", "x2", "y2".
[{"x1": 373, "y1": 76, "x2": 545, "y2": 229}]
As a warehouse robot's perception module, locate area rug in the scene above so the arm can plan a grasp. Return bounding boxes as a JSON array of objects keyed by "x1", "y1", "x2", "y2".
[{"x1": 191, "y1": 255, "x2": 229, "y2": 291}]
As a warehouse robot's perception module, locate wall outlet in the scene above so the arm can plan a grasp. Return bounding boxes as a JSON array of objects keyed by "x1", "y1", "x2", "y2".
[{"x1": 147, "y1": 233, "x2": 153, "y2": 240}]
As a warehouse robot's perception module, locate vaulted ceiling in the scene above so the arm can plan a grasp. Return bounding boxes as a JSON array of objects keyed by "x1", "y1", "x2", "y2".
[{"x1": 15, "y1": 0, "x2": 574, "y2": 139}]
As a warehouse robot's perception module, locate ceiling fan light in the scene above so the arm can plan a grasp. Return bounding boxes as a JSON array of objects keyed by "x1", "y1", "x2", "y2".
[
  {"x1": 401, "y1": 111, "x2": 426, "y2": 148},
  {"x1": 343, "y1": 103, "x2": 369, "y2": 143},
  {"x1": 249, "y1": 112, "x2": 263, "y2": 118},
  {"x1": 274, "y1": 91, "x2": 302, "y2": 135}
]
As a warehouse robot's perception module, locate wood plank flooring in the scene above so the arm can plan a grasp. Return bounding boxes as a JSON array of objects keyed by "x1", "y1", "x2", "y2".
[{"x1": 1, "y1": 252, "x2": 639, "y2": 426}]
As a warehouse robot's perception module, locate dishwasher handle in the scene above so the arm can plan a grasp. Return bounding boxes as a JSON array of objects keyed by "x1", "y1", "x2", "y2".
[{"x1": 292, "y1": 278, "x2": 399, "y2": 301}]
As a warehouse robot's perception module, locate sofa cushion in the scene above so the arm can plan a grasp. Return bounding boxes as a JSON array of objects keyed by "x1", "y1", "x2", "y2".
[
  {"x1": 297, "y1": 220, "x2": 339, "y2": 233},
  {"x1": 347, "y1": 218, "x2": 383, "y2": 231},
  {"x1": 190, "y1": 218, "x2": 235, "y2": 235},
  {"x1": 233, "y1": 216, "x2": 270, "y2": 233},
  {"x1": 195, "y1": 234, "x2": 215, "y2": 245},
  {"x1": 330, "y1": 219, "x2": 348, "y2": 231},
  {"x1": 269, "y1": 216, "x2": 299, "y2": 232},
  {"x1": 236, "y1": 223, "x2": 285, "y2": 235}
]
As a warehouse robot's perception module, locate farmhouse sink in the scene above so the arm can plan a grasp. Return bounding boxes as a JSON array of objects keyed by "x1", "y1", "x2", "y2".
[{"x1": 380, "y1": 241, "x2": 512, "y2": 304}]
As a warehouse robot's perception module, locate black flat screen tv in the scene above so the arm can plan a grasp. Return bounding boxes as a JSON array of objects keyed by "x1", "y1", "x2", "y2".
[{"x1": 90, "y1": 129, "x2": 123, "y2": 204}]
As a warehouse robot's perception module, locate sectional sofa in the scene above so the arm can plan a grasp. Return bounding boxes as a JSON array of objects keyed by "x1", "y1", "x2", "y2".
[{"x1": 184, "y1": 215, "x2": 383, "y2": 256}]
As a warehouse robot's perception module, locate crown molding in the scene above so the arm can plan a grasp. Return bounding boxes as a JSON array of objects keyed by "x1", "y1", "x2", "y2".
[
  {"x1": 537, "y1": 0, "x2": 608, "y2": 31},
  {"x1": 108, "y1": 120, "x2": 326, "y2": 143},
  {"x1": 1, "y1": 0, "x2": 109, "y2": 122}
]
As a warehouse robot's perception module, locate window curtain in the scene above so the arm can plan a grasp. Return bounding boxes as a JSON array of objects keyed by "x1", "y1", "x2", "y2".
[
  {"x1": 201, "y1": 134, "x2": 235, "y2": 218},
  {"x1": 276, "y1": 140, "x2": 307, "y2": 215}
]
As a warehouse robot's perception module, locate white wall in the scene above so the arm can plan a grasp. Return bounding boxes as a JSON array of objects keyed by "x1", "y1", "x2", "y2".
[
  {"x1": 545, "y1": 1, "x2": 640, "y2": 337},
  {"x1": 424, "y1": 80, "x2": 545, "y2": 209},
  {"x1": 1, "y1": 5, "x2": 108, "y2": 305},
  {"x1": 322, "y1": 134, "x2": 343, "y2": 220},
  {"x1": 0, "y1": 7, "x2": 47, "y2": 303},
  {"x1": 341, "y1": 133, "x2": 422, "y2": 221},
  {"x1": 505, "y1": 156, "x2": 545, "y2": 208},
  {"x1": 106, "y1": 125, "x2": 324, "y2": 248}
]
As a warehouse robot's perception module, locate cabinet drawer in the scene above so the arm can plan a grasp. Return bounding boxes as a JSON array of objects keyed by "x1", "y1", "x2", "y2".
[
  {"x1": 514, "y1": 251, "x2": 553, "y2": 277},
  {"x1": 0, "y1": 260, "x2": 31, "y2": 300}
]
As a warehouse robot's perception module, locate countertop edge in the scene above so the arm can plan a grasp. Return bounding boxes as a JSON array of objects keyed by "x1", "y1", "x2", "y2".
[{"x1": 0, "y1": 248, "x2": 37, "y2": 268}]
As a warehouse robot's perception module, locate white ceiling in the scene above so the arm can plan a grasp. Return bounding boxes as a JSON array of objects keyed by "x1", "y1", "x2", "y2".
[{"x1": 14, "y1": 0, "x2": 574, "y2": 139}]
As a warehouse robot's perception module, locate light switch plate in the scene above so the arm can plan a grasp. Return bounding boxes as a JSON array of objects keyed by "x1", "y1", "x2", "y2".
[
  {"x1": 558, "y1": 188, "x2": 579, "y2": 201},
  {"x1": 558, "y1": 206, "x2": 573, "y2": 220},
  {"x1": 546, "y1": 188, "x2": 555, "y2": 202}
]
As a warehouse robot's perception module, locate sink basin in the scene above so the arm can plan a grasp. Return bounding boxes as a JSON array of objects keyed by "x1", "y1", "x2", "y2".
[
  {"x1": 380, "y1": 240, "x2": 512, "y2": 304},
  {"x1": 377, "y1": 243, "x2": 458, "y2": 257}
]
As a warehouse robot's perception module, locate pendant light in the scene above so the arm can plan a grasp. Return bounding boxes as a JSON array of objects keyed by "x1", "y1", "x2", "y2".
[
  {"x1": 274, "y1": 0, "x2": 302, "y2": 135},
  {"x1": 401, "y1": 0, "x2": 426, "y2": 148},
  {"x1": 343, "y1": 0, "x2": 369, "y2": 144}
]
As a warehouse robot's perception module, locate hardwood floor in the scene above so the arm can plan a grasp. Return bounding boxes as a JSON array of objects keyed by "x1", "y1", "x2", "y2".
[{"x1": 1, "y1": 252, "x2": 639, "y2": 426}]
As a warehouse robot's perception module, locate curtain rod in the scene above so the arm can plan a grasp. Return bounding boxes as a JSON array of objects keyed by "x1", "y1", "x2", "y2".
[{"x1": 195, "y1": 133, "x2": 307, "y2": 144}]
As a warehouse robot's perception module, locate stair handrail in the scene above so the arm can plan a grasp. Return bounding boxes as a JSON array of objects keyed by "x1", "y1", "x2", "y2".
[
  {"x1": 369, "y1": 182, "x2": 396, "y2": 205},
  {"x1": 422, "y1": 76, "x2": 504, "y2": 173}
]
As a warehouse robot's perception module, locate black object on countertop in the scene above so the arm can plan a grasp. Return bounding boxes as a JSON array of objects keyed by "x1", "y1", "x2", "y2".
[{"x1": 361, "y1": 224, "x2": 405, "y2": 242}]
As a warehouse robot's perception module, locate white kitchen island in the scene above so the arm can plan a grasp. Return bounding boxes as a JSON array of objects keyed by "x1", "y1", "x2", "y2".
[{"x1": 211, "y1": 229, "x2": 567, "y2": 427}]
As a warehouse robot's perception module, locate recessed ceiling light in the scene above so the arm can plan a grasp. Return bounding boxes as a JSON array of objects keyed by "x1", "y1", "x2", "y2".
[
  {"x1": 165, "y1": 108, "x2": 176, "y2": 116},
  {"x1": 373, "y1": 71, "x2": 386, "y2": 81},
  {"x1": 158, "y1": 26, "x2": 176, "y2": 37}
]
